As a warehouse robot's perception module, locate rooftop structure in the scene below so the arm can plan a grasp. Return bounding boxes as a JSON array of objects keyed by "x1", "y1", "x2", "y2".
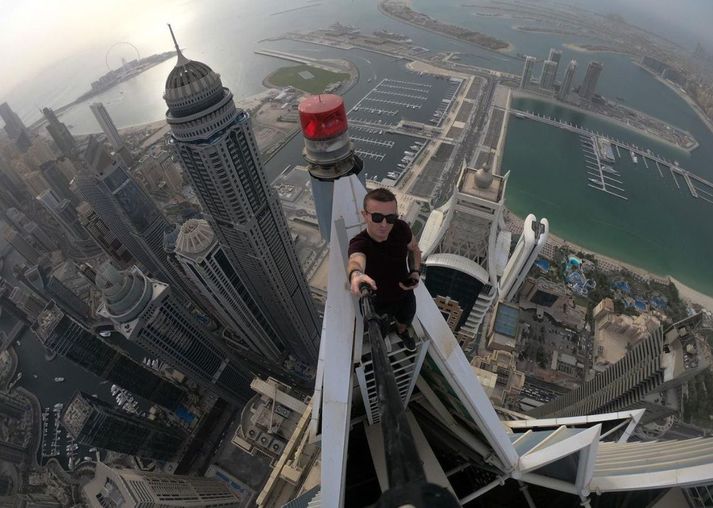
[
  {"x1": 266, "y1": 172, "x2": 713, "y2": 507},
  {"x1": 530, "y1": 313, "x2": 710, "y2": 418},
  {"x1": 96, "y1": 261, "x2": 253, "y2": 404},
  {"x1": 83, "y1": 462, "x2": 240, "y2": 507},
  {"x1": 420, "y1": 164, "x2": 510, "y2": 343},
  {"x1": 62, "y1": 392, "x2": 187, "y2": 461},
  {"x1": 471, "y1": 349, "x2": 525, "y2": 407},
  {"x1": 33, "y1": 301, "x2": 188, "y2": 411}
]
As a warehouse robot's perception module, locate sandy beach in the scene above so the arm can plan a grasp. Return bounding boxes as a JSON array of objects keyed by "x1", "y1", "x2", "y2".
[{"x1": 671, "y1": 278, "x2": 713, "y2": 312}]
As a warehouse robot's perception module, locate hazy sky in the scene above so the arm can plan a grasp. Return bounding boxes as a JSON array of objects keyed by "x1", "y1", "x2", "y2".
[
  {"x1": 1, "y1": 0, "x2": 712, "y2": 99},
  {"x1": 1, "y1": 0, "x2": 194, "y2": 97}
]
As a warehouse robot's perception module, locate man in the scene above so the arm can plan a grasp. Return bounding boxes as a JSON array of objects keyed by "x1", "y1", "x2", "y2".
[{"x1": 347, "y1": 188, "x2": 421, "y2": 351}]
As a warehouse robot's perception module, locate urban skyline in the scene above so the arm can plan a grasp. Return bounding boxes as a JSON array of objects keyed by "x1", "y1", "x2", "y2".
[{"x1": 0, "y1": 1, "x2": 713, "y2": 506}]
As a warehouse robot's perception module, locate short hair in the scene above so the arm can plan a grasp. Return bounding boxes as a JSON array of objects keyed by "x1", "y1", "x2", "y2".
[{"x1": 363, "y1": 188, "x2": 397, "y2": 210}]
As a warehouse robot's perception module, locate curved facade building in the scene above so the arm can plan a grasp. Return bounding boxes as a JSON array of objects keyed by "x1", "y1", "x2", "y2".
[
  {"x1": 420, "y1": 164, "x2": 511, "y2": 342},
  {"x1": 96, "y1": 261, "x2": 252, "y2": 404},
  {"x1": 163, "y1": 33, "x2": 319, "y2": 364}
]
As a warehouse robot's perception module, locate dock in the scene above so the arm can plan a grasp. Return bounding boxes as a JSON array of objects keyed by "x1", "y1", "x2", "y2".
[{"x1": 512, "y1": 109, "x2": 713, "y2": 203}]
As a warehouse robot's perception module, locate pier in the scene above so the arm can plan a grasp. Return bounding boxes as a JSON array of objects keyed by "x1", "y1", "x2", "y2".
[{"x1": 512, "y1": 109, "x2": 713, "y2": 203}]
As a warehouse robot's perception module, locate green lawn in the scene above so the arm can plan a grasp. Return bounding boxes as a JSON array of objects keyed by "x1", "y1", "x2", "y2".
[{"x1": 267, "y1": 64, "x2": 350, "y2": 94}]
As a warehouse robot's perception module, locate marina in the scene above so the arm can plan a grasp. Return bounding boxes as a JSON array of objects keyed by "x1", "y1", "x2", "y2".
[{"x1": 511, "y1": 109, "x2": 713, "y2": 204}]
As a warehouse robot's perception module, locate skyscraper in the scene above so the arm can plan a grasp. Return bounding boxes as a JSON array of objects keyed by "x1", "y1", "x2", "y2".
[
  {"x1": 40, "y1": 160, "x2": 80, "y2": 206},
  {"x1": 163, "y1": 28, "x2": 320, "y2": 364},
  {"x1": 83, "y1": 462, "x2": 240, "y2": 507},
  {"x1": 89, "y1": 102, "x2": 122, "y2": 151},
  {"x1": 420, "y1": 164, "x2": 511, "y2": 343},
  {"x1": 96, "y1": 262, "x2": 252, "y2": 404},
  {"x1": 89, "y1": 102, "x2": 132, "y2": 166},
  {"x1": 539, "y1": 59, "x2": 558, "y2": 90},
  {"x1": 77, "y1": 202, "x2": 135, "y2": 268},
  {"x1": 499, "y1": 213, "x2": 549, "y2": 302},
  {"x1": 0, "y1": 102, "x2": 32, "y2": 152},
  {"x1": 548, "y1": 48, "x2": 562, "y2": 76},
  {"x1": 36, "y1": 189, "x2": 99, "y2": 257},
  {"x1": 557, "y1": 59, "x2": 577, "y2": 100},
  {"x1": 33, "y1": 302, "x2": 188, "y2": 411},
  {"x1": 78, "y1": 138, "x2": 197, "y2": 302},
  {"x1": 62, "y1": 392, "x2": 187, "y2": 460},
  {"x1": 579, "y1": 60, "x2": 603, "y2": 100},
  {"x1": 42, "y1": 107, "x2": 78, "y2": 160},
  {"x1": 3, "y1": 226, "x2": 41, "y2": 264},
  {"x1": 174, "y1": 219, "x2": 284, "y2": 361},
  {"x1": 20, "y1": 262, "x2": 93, "y2": 323},
  {"x1": 529, "y1": 313, "x2": 710, "y2": 418},
  {"x1": 519, "y1": 56, "x2": 536, "y2": 88}
]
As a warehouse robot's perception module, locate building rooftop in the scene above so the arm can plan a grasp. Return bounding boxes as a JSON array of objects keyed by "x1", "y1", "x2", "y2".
[{"x1": 458, "y1": 165, "x2": 504, "y2": 203}]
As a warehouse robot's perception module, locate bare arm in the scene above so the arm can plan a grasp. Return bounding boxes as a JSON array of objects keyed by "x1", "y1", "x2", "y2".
[
  {"x1": 399, "y1": 233, "x2": 422, "y2": 291},
  {"x1": 407, "y1": 234, "x2": 422, "y2": 274},
  {"x1": 347, "y1": 252, "x2": 377, "y2": 295}
]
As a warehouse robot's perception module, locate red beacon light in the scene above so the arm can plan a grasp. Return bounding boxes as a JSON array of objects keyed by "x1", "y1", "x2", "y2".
[
  {"x1": 298, "y1": 95, "x2": 361, "y2": 182},
  {"x1": 298, "y1": 94, "x2": 348, "y2": 141}
]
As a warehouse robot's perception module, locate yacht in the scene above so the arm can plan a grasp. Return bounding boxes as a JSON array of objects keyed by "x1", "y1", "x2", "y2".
[{"x1": 53, "y1": 377, "x2": 64, "y2": 383}]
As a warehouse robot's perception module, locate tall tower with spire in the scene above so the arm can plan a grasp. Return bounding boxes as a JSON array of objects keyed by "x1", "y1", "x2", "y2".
[{"x1": 162, "y1": 26, "x2": 320, "y2": 364}]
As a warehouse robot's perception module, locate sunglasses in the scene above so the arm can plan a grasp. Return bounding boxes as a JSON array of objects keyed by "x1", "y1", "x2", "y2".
[{"x1": 366, "y1": 211, "x2": 399, "y2": 224}]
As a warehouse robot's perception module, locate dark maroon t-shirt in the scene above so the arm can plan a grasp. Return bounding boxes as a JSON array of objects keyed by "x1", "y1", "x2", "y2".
[{"x1": 348, "y1": 219, "x2": 412, "y2": 303}]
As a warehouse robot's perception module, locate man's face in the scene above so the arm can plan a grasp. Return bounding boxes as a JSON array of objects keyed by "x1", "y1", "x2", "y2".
[{"x1": 362, "y1": 198, "x2": 398, "y2": 242}]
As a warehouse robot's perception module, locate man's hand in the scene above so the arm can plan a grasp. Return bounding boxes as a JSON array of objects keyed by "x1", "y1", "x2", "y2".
[
  {"x1": 398, "y1": 272, "x2": 420, "y2": 291},
  {"x1": 351, "y1": 271, "x2": 377, "y2": 296}
]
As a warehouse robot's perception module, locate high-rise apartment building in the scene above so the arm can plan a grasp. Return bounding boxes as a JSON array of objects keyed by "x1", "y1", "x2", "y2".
[
  {"x1": 36, "y1": 189, "x2": 99, "y2": 257},
  {"x1": 33, "y1": 302, "x2": 188, "y2": 411},
  {"x1": 83, "y1": 462, "x2": 240, "y2": 507},
  {"x1": 77, "y1": 202, "x2": 135, "y2": 268},
  {"x1": 42, "y1": 107, "x2": 78, "y2": 160},
  {"x1": 3, "y1": 226, "x2": 41, "y2": 264},
  {"x1": 557, "y1": 59, "x2": 577, "y2": 100},
  {"x1": 89, "y1": 102, "x2": 122, "y2": 151},
  {"x1": 40, "y1": 160, "x2": 79, "y2": 206},
  {"x1": 530, "y1": 314, "x2": 710, "y2": 418},
  {"x1": 519, "y1": 56, "x2": 536, "y2": 88},
  {"x1": 539, "y1": 60, "x2": 558, "y2": 90},
  {"x1": 163, "y1": 31, "x2": 320, "y2": 364},
  {"x1": 579, "y1": 60, "x2": 603, "y2": 100},
  {"x1": 62, "y1": 392, "x2": 187, "y2": 460},
  {"x1": 174, "y1": 219, "x2": 284, "y2": 361},
  {"x1": 548, "y1": 48, "x2": 562, "y2": 76},
  {"x1": 420, "y1": 164, "x2": 511, "y2": 343},
  {"x1": 96, "y1": 262, "x2": 252, "y2": 404},
  {"x1": 89, "y1": 102, "x2": 133, "y2": 166},
  {"x1": 0, "y1": 102, "x2": 32, "y2": 152},
  {"x1": 78, "y1": 138, "x2": 196, "y2": 302},
  {"x1": 20, "y1": 262, "x2": 93, "y2": 324}
]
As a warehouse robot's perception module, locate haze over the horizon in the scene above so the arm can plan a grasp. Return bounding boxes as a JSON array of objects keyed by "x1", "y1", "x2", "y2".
[{"x1": 1, "y1": 0, "x2": 712, "y2": 109}]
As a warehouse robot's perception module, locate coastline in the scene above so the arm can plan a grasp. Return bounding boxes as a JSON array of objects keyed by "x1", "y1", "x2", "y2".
[
  {"x1": 378, "y1": 0, "x2": 514, "y2": 55},
  {"x1": 505, "y1": 210, "x2": 713, "y2": 310},
  {"x1": 511, "y1": 88, "x2": 694, "y2": 153},
  {"x1": 562, "y1": 42, "x2": 630, "y2": 56},
  {"x1": 633, "y1": 61, "x2": 713, "y2": 138},
  {"x1": 670, "y1": 278, "x2": 713, "y2": 312}
]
